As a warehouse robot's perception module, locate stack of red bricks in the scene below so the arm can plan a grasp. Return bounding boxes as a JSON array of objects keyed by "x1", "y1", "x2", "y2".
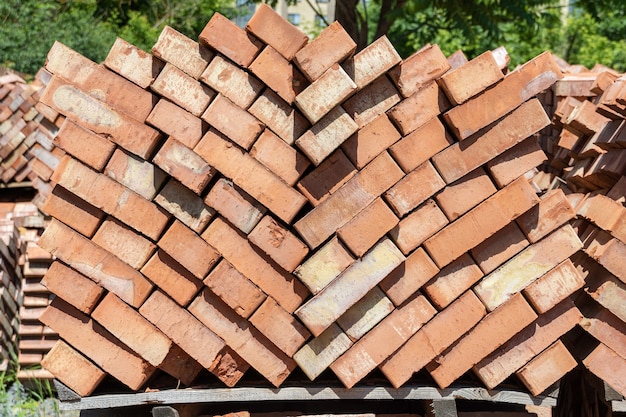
[
  {"x1": 0, "y1": 215, "x2": 23, "y2": 372},
  {"x1": 29, "y1": 4, "x2": 625, "y2": 400}
]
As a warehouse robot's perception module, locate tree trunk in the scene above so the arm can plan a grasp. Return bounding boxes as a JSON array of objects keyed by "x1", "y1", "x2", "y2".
[{"x1": 335, "y1": 0, "x2": 368, "y2": 50}]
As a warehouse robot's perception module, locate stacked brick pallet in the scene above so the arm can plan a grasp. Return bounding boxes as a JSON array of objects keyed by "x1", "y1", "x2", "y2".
[
  {"x1": 0, "y1": 215, "x2": 23, "y2": 372},
  {"x1": 28, "y1": 4, "x2": 625, "y2": 403}
]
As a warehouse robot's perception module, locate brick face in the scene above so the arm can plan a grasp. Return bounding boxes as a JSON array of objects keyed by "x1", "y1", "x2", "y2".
[
  {"x1": 341, "y1": 113, "x2": 401, "y2": 170},
  {"x1": 200, "y1": 56, "x2": 264, "y2": 109},
  {"x1": 199, "y1": 12, "x2": 263, "y2": 67},
  {"x1": 151, "y1": 26, "x2": 212, "y2": 79}
]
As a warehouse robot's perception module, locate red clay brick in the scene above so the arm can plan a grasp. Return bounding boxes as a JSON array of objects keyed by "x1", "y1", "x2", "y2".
[
  {"x1": 105, "y1": 148, "x2": 167, "y2": 200},
  {"x1": 92, "y1": 217, "x2": 155, "y2": 269},
  {"x1": 423, "y1": 177, "x2": 539, "y2": 269},
  {"x1": 208, "y1": 347, "x2": 250, "y2": 388},
  {"x1": 388, "y1": 117, "x2": 454, "y2": 174},
  {"x1": 250, "y1": 129, "x2": 311, "y2": 186},
  {"x1": 249, "y1": 46, "x2": 307, "y2": 104},
  {"x1": 139, "y1": 290, "x2": 226, "y2": 369},
  {"x1": 296, "y1": 149, "x2": 356, "y2": 206},
  {"x1": 41, "y1": 185, "x2": 105, "y2": 238},
  {"x1": 341, "y1": 113, "x2": 401, "y2": 170},
  {"x1": 344, "y1": 36, "x2": 401, "y2": 90},
  {"x1": 517, "y1": 340, "x2": 577, "y2": 396},
  {"x1": 195, "y1": 129, "x2": 307, "y2": 224},
  {"x1": 447, "y1": 50, "x2": 468, "y2": 69},
  {"x1": 565, "y1": 100, "x2": 610, "y2": 136},
  {"x1": 516, "y1": 189, "x2": 576, "y2": 243},
  {"x1": 158, "y1": 344, "x2": 204, "y2": 387},
  {"x1": 470, "y1": 222, "x2": 530, "y2": 275},
  {"x1": 188, "y1": 288, "x2": 297, "y2": 387},
  {"x1": 379, "y1": 247, "x2": 440, "y2": 307},
  {"x1": 336, "y1": 287, "x2": 394, "y2": 341},
  {"x1": 580, "y1": 304, "x2": 626, "y2": 359},
  {"x1": 473, "y1": 298, "x2": 581, "y2": 389},
  {"x1": 388, "y1": 44, "x2": 450, "y2": 98},
  {"x1": 293, "y1": 236, "x2": 354, "y2": 295},
  {"x1": 204, "y1": 178, "x2": 265, "y2": 234},
  {"x1": 384, "y1": 161, "x2": 446, "y2": 217},
  {"x1": 41, "y1": 340, "x2": 105, "y2": 397},
  {"x1": 294, "y1": 151, "x2": 404, "y2": 249},
  {"x1": 200, "y1": 55, "x2": 264, "y2": 109},
  {"x1": 248, "y1": 215, "x2": 309, "y2": 272},
  {"x1": 524, "y1": 259, "x2": 584, "y2": 314},
  {"x1": 296, "y1": 106, "x2": 359, "y2": 166},
  {"x1": 380, "y1": 291, "x2": 486, "y2": 388},
  {"x1": 342, "y1": 75, "x2": 400, "y2": 128},
  {"x1": 437, "y1": 51, "x2": 503, "y2": 105},
  {"x1": 40, "y1": 297, "x2": 155, "y2": 390},
  {"x1": 145, "y1": 99, "x2": 204, "y2": 149},
  {"x1": 330, "y1": 292, "x2": 435, "y2": 388},
  {"x1": 389, "y1": 199, "x2": 448, "y2": 255},
  {"x1": 204, "y1": 259, "x2": 266, "y2": 319},
  {"x1": 435, "y1": 168, "x2": 497, "y2": 222},
  {"x1": 248, "y1": 89, "x2": 310, "y2": 145},
  {"x1": 45, "y1": 41, "x2": 156, "y2": 122},
  {"x1": 294, "y1": 64, "x2": 356, "y2": 124},
  {"x1": 422, "y1": 253, "x2": 484, "y2": 309},
  {"x1": 199, "y1": 12, "x2": 263, "y2": 67},
  {"x1": 104, "y1": 37, "x2": 164, "y2": 89},
  {"x1": 154, "y1": 179, "x2": 215, "y2": 234},
  {"x1": 158, "y1": 220, "x2": 220, "y2": 279},
  {"x1": 486, "y1": 137, "x2": 547, "y2": 188},
  {"x1": 583, "y1": 343, "x2": 626, "y2": 397},
  {"x1": 575, "y1": 194, "x2": 624, "y2": 234},
  {"x1": 41, "y1": 261, "x2": 104, "y2": 314},
  {"x1": 140, "y1": 250, "x2": 203, "y2": 306},
  {"x1": 38, "y1": 219, "x2": 153, "y2": 308},
  {"x1": 433, "y1": 98, "x2": 551, "y2": 184},
  {"x1": 387, "y1": 81, "x2": 450, "y2": 136},
  {"x1": 54, "y1": 119, "x2": 115, "y2": 171},
  {"x1": 153, "y1": 136, "x2": 216, "y2": 194},
  {"x1": 202, "y1": 217, "x2": 309, "y2": 313},
  {"x1": 151, "y1": 26, "x2": 212, "y2": 79},
  {"x1": 245, "y1": 3, "x2": 308, "y2": 60},
  {"x1": 40, "y1": 76, "x2": 162, "y2": 159},
  {"x1": 53, "y1": 156, "x2": 170, "y2": 240},
  {"x1": 443, "y1": 51, "x2": 562, "y2": 140},
  {"x1": 151, "y1": 63, "x2": 215, "y2": 117}
]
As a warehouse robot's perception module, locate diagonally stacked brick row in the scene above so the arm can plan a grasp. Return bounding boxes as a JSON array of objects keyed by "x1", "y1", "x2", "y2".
[{"x1": 27, "y1": 4, "x2": 625, "y2": 400}]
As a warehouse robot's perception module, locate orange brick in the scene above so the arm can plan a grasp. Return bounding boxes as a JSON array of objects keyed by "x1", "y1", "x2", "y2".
[
  {"x1": 188, "y1": 288, "x2": 297, "y2": 387},
  {"x1": 104, "y1": 37, "x2": 164, "y2": 89},
  {"x1": 158, "y1": 344, "x2": 204, "y2": 386},
  {"x1": 203, "y1": 217, "x2": 309, "y2": 313},
  {"x1": 207, "y1": 347, "x2": 250, "y2": 387},
  {"x1": 204, "y1": 178, "x2": 265, "y2": 234},
  {"x1": 153, "y1": 136, "x2": 216, "y2": 194},
  {"x1": 52, "y1": 156, "x2": 169, "y2": 240},
  {"x1": 384, "y1": 161, "x2": 445, "y2": 217},
  {"x1": 293, "y1": 324, "x2": 353, "y2": 380},
  {"x1": 202, "y1": 93, "x2": 264, "y2": 150},
  {"x1": 250, "y1": 129, "x2": 311, "y2": 186},
  {"x1": 200, "y1": 55, "x2": 264, "y2": 109},
  {"x1": 38, "y1": 219, "x2": 153, "y2": 308},
  {"x1": 151, "y1": 26, "x2": 212, "y2": 79},
  {"x1": 246, "y1": 3, "x2": 308, "y2": 60},
  {"x1": 248, "y1": 89, "x2": 310, "y2": 145},
  {"x1": 92, "y1": 217, "x2": 155, "y2": 269},
  {"x1": 424, "y1": 177, "x2": 539, "y2": 269},
  {"x1": 146, "y1": 99, "x2": 204, "y2": 149},
  {"x1": 41, "y1": 261, "x2": 104, "y2": 314},
  {"x1": 443, "y1": 51, "x2": 562, "y2": 140},
  {"x1": 473, "y1": 298, "x2": 581, "y2": 389},
  {"x1": 486, "y1": 137, "x2": 547, "y2": 188},
  {"x1": 40, "y1": 76, "x2": 161, "y2": 159},
  {"x1": 248, "y1": 215, "x2": 309, "y2": 272},
  {"x1": 583, "y1": 344, "x2": 626, "y2": 397},
  {"x1": 139, "y1": 290, "x2": 225, "y2": 369},
  {"x1": 388, "y1": 44, "x2": 450, "y2": 98},
  {"x1": 41, "y1": 185, "x2": 105, "y2": 238},
  {"x1": 294, "y1": 152, "x2": 404, "y2": 249},
  {"x1": 344, "y1": 36, "x2": 401, "y2": 90},
  {"x1": 565, "y1": 100, "x2": 610, "y2": 135},
  {"x1": 576, "y1": 193, "x2": 625, "y2": 234},
  {"x1": 249, "y1": 45, "x2": 307, "y2": 104},
  {"x1": 151, "y1": 63, "x2": 215, "y2": 117},
  {"x1": 199, "y1": 12, "x2": 263, "y2": 67},
  {"x1": 341, "y1": 114, "x2": 401, "y2": 170},
  {"x1": 427, "y1": 293, "x2": 538, "y2": 389},
  {"x1": 41, "y1": 341, "x2": 105, "y2": 397},
  {"x1": 380, "y1": 291, "x2": 486, "y2": 388},
  {"x1": 524, "y1": 259, "x2": 585, "y2": 313},
  {"x1": 45, "y1": 41, "x2": 156, "y2": 122},
  {"x1": 516, "y1": 189, "x2": 576, "y2": 243},
  {"x1": 336, "y1": 287, "x2": 394, "y2": 341},
  {"x1": 195, "y1": 129, "x2": 307, "y2": 224},
  {"x1": 140, "y1": 250, "x2": 203, "y2": 306},
  {"x1": 40, "y1": 297, "x2": 155, "y2": 390},
  {"x1": 580, "y1": 303, "x2": 626, "y2": 359},
  {"x1": 342, "y1": 75, "x2": 401, "y2": 128},
  {"x1": 204, "y1": 259, "x2": 266, "y2": 319},
  {"x1": 434, "y1": 168, "x2": 497, "y2": 222},
  {"x1": 158, "y1": 220, "x2": 220, "y2": 279},
  {"x1": 154, "y1": 179, "x2": 215, "y2": 234},
  {"x1": 293, "y1": 237, "x2": 355, "y2": 295},
  {"x1": 388, "y1": 117, "x2": 454, "y2": 174},
  {"x1": 54, "y1": 119, "x2": 115, "y2": 171},
  {"x1": 517, "y1": 340, "x2": 577, "y2": 396},
  {"x1": 295, "y1": 106, "x2": 359, "y2": 166},
  {"x1": 387, "y1": 81, "x2": 450, "y2": 136},
  {"x1": 470, "y1": 222, "x2": 530, "y2": 275},
  {"x1": 104, "y1": 148, "x2": 167, "y2": 200},
  {"x1": 249, "y1": 297, "x2": 311, "y2": 357},
  {"x1": 379, "y1": 247, "x2": 439, "y2": 307},
  {"x1": 389, "y1": 199, "x2": 448, "y2": 255},
  {"x1": 330, "y1": 292, "x2": 435, "y2": 388},
  {"x1": 432, "y1": 98, "x2": 550, "y2": 184},
  {"x1": 436, "y1": 51, "x2": 503, "y2": 105},
  {"x1": 294, "y1": 64, "x2": 356, "y2": 124},
  {"x1": 422, "y1": 253, "x2": 484, "y2": 309},
  {"x1": 296, "y1": 149, "x2": 356, "y2": 206}
]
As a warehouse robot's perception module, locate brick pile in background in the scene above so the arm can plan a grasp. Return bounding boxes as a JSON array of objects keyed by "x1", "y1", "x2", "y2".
[
  {"x1": 24, "y1": 4, "x2": 624, "y2": 400},
  {"x1": 0, "y1": 216, "x2": 23, "y2": 372}
]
